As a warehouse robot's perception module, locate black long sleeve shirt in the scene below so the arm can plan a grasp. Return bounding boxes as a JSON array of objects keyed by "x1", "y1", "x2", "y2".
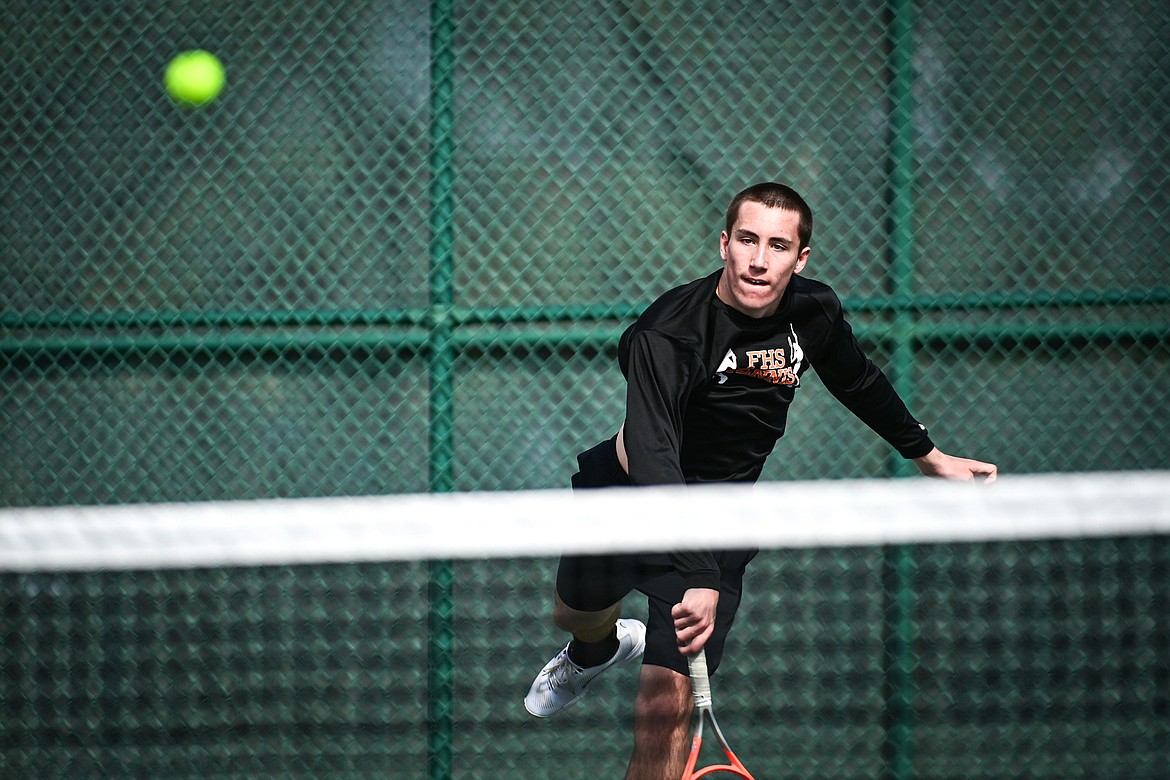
[{"x1": 618, "y1": 270, "x2": 935, "y2": 588}]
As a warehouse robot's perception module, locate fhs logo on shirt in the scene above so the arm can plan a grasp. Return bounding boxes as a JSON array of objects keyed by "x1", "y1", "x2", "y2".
[{"x1": 715, "y1": 324, "x2": 804, "y2": 387}]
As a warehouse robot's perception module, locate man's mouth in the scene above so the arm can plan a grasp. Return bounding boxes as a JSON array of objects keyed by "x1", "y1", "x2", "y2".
[{"x1": 743, "y1": 277, "x2": 769, "y2": 287}]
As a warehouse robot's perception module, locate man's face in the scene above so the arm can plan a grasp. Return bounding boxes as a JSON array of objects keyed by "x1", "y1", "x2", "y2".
[{"x1": 717, "y1": 201, "x2": 810, "y2": 318}]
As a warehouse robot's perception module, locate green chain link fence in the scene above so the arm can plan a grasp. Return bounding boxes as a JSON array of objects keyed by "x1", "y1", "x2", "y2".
[{"x1": 3, "y1": 1, "x2": 1169, "y2": 778}]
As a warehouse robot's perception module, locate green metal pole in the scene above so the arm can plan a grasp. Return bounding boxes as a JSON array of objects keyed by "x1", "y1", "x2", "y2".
[
  {"x1": 427, "y1": 0, "x2": 456, "y2": 777},
  {"x1": 888, "y1": 0, "x2": 918, "y2": 450},
  {"x1": 883, "y1": 544, "x2": 917, "y2": 780},
  {"x1": 884, "y1": 2, "x2": 918, "y2": 780}
]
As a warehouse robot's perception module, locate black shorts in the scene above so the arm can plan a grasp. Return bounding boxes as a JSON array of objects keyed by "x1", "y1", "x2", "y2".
[{"x1": 556, "y1": 437, "x2": 754, "y2": 676}]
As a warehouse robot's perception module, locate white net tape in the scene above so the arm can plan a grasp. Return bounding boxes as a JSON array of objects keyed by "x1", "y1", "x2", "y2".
[{"x1": 3, "y1": 471, "x2": 1169, "y2": 572}]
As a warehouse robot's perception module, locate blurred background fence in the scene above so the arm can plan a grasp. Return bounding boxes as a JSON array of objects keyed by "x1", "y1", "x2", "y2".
[{"x1": 2, "y1": 0, "x2": 1169, "y2": 778}]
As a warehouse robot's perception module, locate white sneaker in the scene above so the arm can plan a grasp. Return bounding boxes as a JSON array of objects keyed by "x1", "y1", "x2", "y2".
[{"x1": 524, "y1": 618, "x2": 646, "y2": 718}]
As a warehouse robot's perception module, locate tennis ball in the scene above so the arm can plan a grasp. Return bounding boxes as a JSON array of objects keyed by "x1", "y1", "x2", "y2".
[{"x1": 165, "y1": 50, "x2": 225, "y2": 107}]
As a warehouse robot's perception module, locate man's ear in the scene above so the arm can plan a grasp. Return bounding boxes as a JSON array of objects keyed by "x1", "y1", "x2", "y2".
[{"x1": 795, "y1": 246, "x2": 810, "y2": 273}]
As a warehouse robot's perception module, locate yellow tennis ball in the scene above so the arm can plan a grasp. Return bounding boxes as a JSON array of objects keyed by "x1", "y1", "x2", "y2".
[{"x1": 165, "y1": 50, "x2": 225, "y2": 107}]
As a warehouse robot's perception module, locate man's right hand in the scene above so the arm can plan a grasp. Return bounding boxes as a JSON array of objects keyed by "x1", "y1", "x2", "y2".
[{"x1": 671, "y1": 587, "x2": 719, "y2": 655}]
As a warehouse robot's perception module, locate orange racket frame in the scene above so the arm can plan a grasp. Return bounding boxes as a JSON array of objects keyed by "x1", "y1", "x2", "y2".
[{"x1": 680, "y1": 649, "x2": 757, "y2": 779}]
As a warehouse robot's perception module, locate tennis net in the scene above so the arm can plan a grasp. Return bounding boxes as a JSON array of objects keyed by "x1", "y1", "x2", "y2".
[{"x1": 3, "y1": 471, "x2": 1169, "y2": 779}]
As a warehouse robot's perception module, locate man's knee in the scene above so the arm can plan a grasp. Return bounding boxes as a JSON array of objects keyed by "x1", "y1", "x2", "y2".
[{"x1": 634, "y1": 664, "x2": 692, "y2": 731}]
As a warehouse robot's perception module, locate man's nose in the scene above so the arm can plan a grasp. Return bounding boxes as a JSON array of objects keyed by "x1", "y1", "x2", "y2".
[{"x1": 750, "y1": 247, "x2": 768, "y2": 268}]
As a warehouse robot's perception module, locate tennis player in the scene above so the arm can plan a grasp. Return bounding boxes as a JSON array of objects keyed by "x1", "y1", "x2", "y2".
[{"x1": 524, "y1": 182, "x2": 997, "y2": 779}]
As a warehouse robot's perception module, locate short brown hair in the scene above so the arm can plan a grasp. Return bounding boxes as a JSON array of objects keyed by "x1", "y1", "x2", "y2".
[{"x1": 724, "y1": 182, "x2": 814, "y2": 249}]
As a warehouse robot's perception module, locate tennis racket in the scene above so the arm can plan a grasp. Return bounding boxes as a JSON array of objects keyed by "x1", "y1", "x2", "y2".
[{"x1": 680, "y1": 648, "x2": 757, "y2": 779}]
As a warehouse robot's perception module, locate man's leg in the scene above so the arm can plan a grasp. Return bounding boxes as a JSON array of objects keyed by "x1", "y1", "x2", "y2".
[
  {"x1": 525, "y1": 592, "x2": 646, "y2": 717},
  {"x1": 553, "y1": 594, "x2": 623, "y2": 665},
  {"x1": 553, "y1": 593, "x2": 621, "y2": 640},
  {"x1": 624, "y1": 664, "x2": 693, "y2": 780}
]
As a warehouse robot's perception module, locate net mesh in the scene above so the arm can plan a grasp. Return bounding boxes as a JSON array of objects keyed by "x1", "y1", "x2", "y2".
[
  {"x1": 9, "y1": 540, "x2": 1168, "y2": 779},
  {"x1": 2, "y1": 475, "x2": 1169, "y2": 779}
]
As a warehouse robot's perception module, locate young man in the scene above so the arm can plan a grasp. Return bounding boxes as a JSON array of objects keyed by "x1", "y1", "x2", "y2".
[{"x1": 524, "y1": 182, "x2": 997, "y2": 779}]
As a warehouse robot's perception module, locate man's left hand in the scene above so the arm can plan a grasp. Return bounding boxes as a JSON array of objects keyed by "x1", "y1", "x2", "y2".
[{"x1": 913, "y1": 447, "x2": 998, "y2": 482}]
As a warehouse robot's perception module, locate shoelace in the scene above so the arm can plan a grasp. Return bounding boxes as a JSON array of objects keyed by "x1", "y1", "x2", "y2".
[{"x1": 547, "y1": 651, "x2": 583, "y2": 690}]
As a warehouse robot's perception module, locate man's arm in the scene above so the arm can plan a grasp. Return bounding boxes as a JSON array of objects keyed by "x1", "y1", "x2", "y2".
[
  {"x1": 810, "y1": 290, "x2": 997, "y2": 476},
  {"x1": 623, "y1": 329, "x2": 723, "y2": 587},
  {"x1": 621, "y1": 329, "x2": 700, "y2": 486},
  {"x1": 812, "y1": 320, "x2": 936, "y2": 458},
  {"x1": 623, "y1": 329, "x2": 725, "y2": 651}
]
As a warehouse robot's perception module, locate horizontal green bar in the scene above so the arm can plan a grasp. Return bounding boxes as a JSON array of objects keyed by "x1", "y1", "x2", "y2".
[
  {"x1": 901, "y1": 321, "x2": 1170, "y2": 346},
  {"x1": 2, "y1": 288, "x2": 1167, "y2": 333},
  {"x1": 456, "y1": 303, "x2": 648, "y2": 324},
  {"x1": 0, "y1": 331, "x2": 430, "y2": 359},
  {"x1": 0, "y1": 308, "x2": 433, "y2": 331},
  {"x1": 2, "y1": 322, "x2": 1166, "y2": 362},
  {"x1": 0, "y1": 303, "x2": 645, "y2": 332},
  {"x1": 842, "y1": 287, "x2": 1170, "y2": 314}
]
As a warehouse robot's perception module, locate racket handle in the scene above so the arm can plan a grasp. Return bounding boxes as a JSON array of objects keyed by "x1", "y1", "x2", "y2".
[{"x1": 688, "y1": 648, "x2": 712, "y2": 707}]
